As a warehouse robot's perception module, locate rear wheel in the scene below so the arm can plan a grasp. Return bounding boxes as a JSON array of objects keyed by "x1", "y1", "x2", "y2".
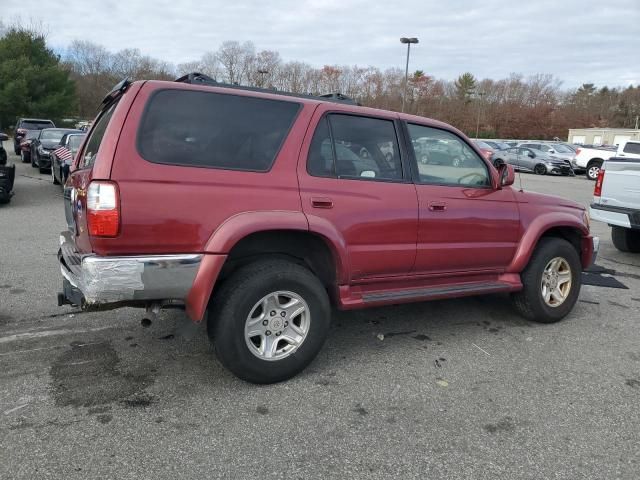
[
  {"x1": 586, "y1": 160, "x2": 602, "y2": 181},
  {"x1": 611, "y1": 226, "x2": 640, "y2": 253},
  {"x1": 208, "y1": 258, "x2": 331, "y2": 384},
  {"x1": 21, "y1": 151, "x2": 28, "y2": 163},
  {"x1": 31, "y1": 152, "x2": 37, "y2": 168},
  {"x1": 511, "y1": 237, "x2": 581, "y2": 323},
  {"x1": 534, "y1": 164, "x2": 547, "y2": 175}
]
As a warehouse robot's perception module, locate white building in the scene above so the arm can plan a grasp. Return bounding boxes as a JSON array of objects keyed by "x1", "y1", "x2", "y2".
[{"x1": 568, "y1": 128, "x2": 640, "y2": 146}]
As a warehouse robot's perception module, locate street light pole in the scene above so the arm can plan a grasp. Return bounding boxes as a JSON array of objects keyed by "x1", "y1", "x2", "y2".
[
  {"x1": 400, "y1": 37, "x2": 419, "y2": 113},
  {"x1": 475, "y1": 91, "x2": 485, "y2": 139}
]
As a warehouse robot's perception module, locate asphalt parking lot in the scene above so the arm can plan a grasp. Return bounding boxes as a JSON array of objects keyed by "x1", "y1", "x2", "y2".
[{"x1": 1, "y1": 156, "x2": 639, "y2": 479}]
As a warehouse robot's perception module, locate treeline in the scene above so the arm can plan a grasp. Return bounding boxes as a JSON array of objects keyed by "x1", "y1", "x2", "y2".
[{"x1": 2, "y1": 24, "x2": 639, "y2": 139}]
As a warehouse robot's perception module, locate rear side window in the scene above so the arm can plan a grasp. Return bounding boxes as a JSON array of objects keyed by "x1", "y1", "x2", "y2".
[
  {"x1": 81, "y1": 102, "x2": 118, "y2": 168},
  {"x1": 137, "y1": 89, "x2": 300, "y2": 172},
  {"x1": 623, "y1": 142, "x2": 640, "y2": 154},
  {"x1": 307, "y1": 114, "x2": 403, "y2": 181}
]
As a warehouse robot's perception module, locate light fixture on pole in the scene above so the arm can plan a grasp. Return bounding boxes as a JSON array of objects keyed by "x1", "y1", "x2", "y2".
[
  {"x1": 257, "y1": 69, "x2": 269, "y2": 88},
  {"x1": 400, "y1": 37, "x2": 419, "y2": 113}
]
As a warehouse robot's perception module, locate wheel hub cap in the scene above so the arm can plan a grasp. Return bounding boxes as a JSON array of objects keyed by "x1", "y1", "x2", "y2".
[
  {"x1": 244, "y1": 291, "x2": 310, "y2": 361},
  {"x1": 541, "y1": 257, "x2": 572, "y2": 307}
]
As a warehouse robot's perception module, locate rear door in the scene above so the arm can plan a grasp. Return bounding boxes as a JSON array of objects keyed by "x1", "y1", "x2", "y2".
[{"x1": 298, "y1": 107, "x2": 418, "y2": 280}]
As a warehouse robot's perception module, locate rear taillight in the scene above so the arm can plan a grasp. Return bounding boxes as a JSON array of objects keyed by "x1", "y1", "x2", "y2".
[
  {"x1": 87, "y1": 181, "x2": 120, "y2": 237},
  {"x1": 593, "y1": 169, "x2": 605, "y2": 197},
  {"x1": 16, "y1": 128, "x2": 26, "y2": 135}
]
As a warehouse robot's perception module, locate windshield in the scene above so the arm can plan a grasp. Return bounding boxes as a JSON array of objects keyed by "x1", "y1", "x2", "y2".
[
  {"x1": 22, "y1": 121, "x2": 54, "y2": 130},
  {"x1": 41, "y1": 130, "x2": 67, "y2": 142},
  {"x1": 550, "y1": 144, "x2": 572, "y2": 153},
  {"x1": 68, "y1": 135, "x2": 85, "y2": 153},
  {"x1": 25, "y1": 130, "x2": 40, "y2": 139}
]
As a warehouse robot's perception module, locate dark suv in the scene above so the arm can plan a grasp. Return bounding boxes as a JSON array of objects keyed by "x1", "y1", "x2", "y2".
[
  {"x1": 57, "y1": 75, "x2": 598, "y2": 383},
  {"x1": 13, "y1": 118, "x2": 55, "y2": 154}
]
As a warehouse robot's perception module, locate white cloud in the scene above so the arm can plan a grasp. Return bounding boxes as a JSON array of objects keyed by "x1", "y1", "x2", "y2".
[{"x1": 22, "y1": 0, "x2": 640, "y2": 87}]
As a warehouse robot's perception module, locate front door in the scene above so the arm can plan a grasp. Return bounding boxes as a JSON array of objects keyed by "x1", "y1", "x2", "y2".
[
  {"x1": 404, "y1": 123, "x2": 520, "y2": 274},
  {"x1": 298, "y1": 109, "x2": 418, "y2": 280}
]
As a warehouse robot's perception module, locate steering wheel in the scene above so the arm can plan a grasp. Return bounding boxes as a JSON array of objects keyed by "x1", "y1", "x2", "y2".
[{"x1": 458, "y1": 172, "x2": 486, "y2": 186}]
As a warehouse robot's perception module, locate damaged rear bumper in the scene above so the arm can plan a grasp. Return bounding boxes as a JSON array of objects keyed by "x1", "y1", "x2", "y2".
[{"x1": 58, "y1": 231, "x2": 202, "y2": 310}]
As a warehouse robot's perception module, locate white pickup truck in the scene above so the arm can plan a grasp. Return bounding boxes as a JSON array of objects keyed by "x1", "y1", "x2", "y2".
[
  {"x1": 589, "y1": 154, "x2": 640, "y2": 252},
  {"x1": 572, "y1": 146, "x2": 618, "y2": 180}
]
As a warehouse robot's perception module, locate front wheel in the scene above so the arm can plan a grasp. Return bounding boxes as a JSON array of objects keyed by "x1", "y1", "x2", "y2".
[
  {"x1": 31, "y1": 152, "x2": 38, "y2": 168},
  {"x1": 534, "y1": 164, "x2": 547, "y2": 175},
  {"x1": 208, "y1": 258, "x2": 331, "y2": 384},
  {"x1": 511, "y1": 237, "x2": 581, "y2": 323},
  {"x1": 21, "y1": 151, "x2": 28, "y2": 163}
]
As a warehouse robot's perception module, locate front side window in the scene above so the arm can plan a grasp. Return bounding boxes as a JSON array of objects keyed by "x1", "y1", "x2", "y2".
[
  {"x1": 307, "y1": 114, "x2": 403, "y2": 181},
  {"x1": 408, "y1": 124, "x2": 490, "y2": 187},
  {"x1": 137, "y1": 89, "x2": 300, "y2": 172}
]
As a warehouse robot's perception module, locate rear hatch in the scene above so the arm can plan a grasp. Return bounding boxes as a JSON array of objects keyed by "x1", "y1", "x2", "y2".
[
  {"x1": 64, "y1": 80, "x2": 142, "y2": 254},
  {"x1": 596, "y1": 159, "x2": 640, "y2": 209}
]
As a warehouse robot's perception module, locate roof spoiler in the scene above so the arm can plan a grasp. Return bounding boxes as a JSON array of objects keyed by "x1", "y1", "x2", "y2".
[
  {"x1": 101, "y1": 78, "x2": 131, "y2": 108},
  {"x1": 173, "y1": 72, "x2": 359, "y2": 105}
]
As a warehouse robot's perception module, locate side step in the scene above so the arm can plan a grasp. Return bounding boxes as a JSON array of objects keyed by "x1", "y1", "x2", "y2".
[{"x1": 362, "y1": 282, "x2": 514, "y2": 304}]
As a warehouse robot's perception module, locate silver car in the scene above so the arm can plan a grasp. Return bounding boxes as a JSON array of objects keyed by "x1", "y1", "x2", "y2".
[
  {"x1": 518, "y1": 142, "x2": 575, "y2": 162},
  {"x1": 492, "y1": 147, "x2": 573, "y2": 175}
]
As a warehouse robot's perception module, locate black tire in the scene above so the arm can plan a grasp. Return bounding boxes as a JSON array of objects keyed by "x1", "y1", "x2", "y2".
[
  {"x1": 586, "y1": 160, "x2": 602, "y2": 181},
  {"x1": 31, "y1": 152, "x2": 37, "y2": 168},
  {"x1": 21, "y1": 151, "x2": 29, "y2": 163},
  {"x1": 493, "y1": 158, "x2": 504, "y2": 168},
  {"x1": 208, "y1": 258, "x2": 331, "y2": 384},
  {"x1": 52, "y1": 165, "x2": 60, "y2": 185},
  {"x1": 534, "y1": 164, "x2": 547, "y2": 175},
  {"x1": 611, "y1": 226, "x2": 640, "y2": 253},
  {"x1": 511, "y1": 237, "x2": 581, "y2": 323}
]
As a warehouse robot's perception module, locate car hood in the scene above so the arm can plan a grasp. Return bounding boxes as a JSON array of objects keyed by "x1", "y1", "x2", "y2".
[{"x1": 514, "y1": 189, "x2": 585, "y2": 211}]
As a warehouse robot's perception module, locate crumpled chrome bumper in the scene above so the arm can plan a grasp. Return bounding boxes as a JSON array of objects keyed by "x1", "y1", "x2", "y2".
[{"x1": 58, "y1": 231, "x2": 202, "y2": 308}]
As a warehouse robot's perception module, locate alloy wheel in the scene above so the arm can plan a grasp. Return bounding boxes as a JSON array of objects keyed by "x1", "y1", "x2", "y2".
[
  {"x1": 244, "y1": 291, "x2": 310, "y2": 361},
  {"x1": 541, "y1": 257, "x2": 572, "y2": 307}
]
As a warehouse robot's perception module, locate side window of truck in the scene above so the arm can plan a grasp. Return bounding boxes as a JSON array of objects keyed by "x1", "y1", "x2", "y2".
[
  {"x1": 81, "y1": 102, "x2": 118, "y2": 169},
  {"x1": 407, "y1": 123, "x2": 490, "y2": 187},
  {"x1": 307, "y1": 114, "x2": 403, "y2": 181},
  {"x1": 137, "y1": 89, "x2": 300, "y2": 172}
]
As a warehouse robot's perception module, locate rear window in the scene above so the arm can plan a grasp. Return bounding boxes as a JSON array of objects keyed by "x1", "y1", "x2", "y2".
[
  {"x1": 41, "y1": 130, "x2": 67, "y2": 142},
  {"x1": 137, "y1": 89, "x2": 300, "y2": 172},
  {"x1": 21, "y1": 120, "x2": 54, "y2": 130},
  {"x1": 623, "y1": 142, "x2": 640, "y2": 155},
  {"x1": 81, "y1": 102, "x2": 118, "y2": 168}
]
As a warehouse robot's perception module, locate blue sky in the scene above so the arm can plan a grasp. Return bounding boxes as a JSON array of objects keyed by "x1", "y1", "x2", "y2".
[{"x1": 13, "y1": 0, "x2": 640, "y2": 88}]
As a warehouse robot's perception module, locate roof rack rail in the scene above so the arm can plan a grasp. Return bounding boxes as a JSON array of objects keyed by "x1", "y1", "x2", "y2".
[
  {"x1": 173, "y1": 73, "x2": 359, "y2": 106},
  {"x1": 174, "y1": 72, "x2": 219, "y2": 86}
]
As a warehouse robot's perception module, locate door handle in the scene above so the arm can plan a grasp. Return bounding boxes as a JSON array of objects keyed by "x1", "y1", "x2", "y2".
[
  {"x1": 428, "y1": 201, "x2": 447, "y2": 211},
  {"x1": 311, "y1": 197, "x2": 333, "y2": 209}
]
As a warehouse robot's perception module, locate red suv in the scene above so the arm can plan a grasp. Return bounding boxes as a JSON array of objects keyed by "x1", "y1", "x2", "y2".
[{"x1": 58, "y1": 74, "x2": 598, "y2": 383}]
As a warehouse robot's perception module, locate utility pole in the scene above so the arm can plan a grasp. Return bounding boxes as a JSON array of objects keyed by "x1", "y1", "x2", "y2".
[
  {"x1": 475, "y1": 91, "x2": 485, "y2": 139},
  {"x1": 400, "y1": 37, "x2": 418, "y2": 113}
]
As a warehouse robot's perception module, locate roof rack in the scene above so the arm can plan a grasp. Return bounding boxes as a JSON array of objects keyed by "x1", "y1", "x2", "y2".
[
  {"x1": 174, "y1": 72, "x2": 359, "y2": 106},
  {"x1": 101, "y1": 78, "x2": 131, "y2": 107}
]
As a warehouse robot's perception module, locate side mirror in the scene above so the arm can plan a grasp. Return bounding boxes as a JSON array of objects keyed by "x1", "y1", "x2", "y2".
[
  {"x1": 498, "y1": 163, "x2": 515, "y2": 188},
  {"x1": 0, "y1": 133, "x2": 8, "y2": 142}
]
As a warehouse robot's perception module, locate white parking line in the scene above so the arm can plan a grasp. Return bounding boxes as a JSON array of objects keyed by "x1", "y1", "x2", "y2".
[
  {"x1": 3, "y1": 404, "x2": 29, "y2": 415},
  {"x1": 0, "y1": 326, "x2": 112, "y2": 344}
]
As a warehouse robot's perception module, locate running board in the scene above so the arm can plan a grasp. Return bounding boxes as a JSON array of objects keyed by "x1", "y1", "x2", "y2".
[{"x1": 362, "y1": 282, "x2": 513, "y2": 304}]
